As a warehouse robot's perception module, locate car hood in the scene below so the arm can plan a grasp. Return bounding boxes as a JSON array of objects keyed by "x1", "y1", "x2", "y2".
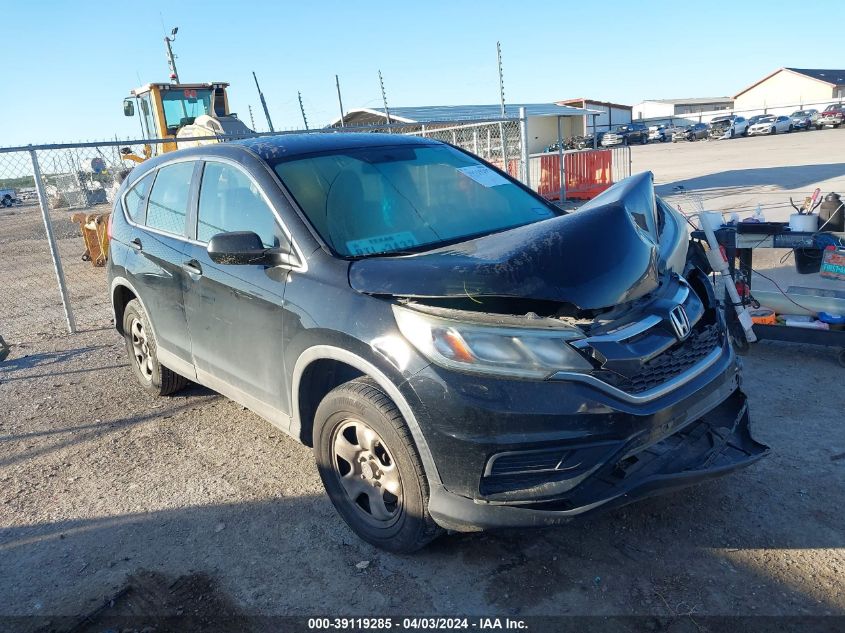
[{"x1": 349, "y1": 172, "x2": 661, "y2": 310}]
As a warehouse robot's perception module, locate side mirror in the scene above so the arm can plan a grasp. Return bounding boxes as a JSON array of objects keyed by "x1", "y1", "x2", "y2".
[
  {"x1": 123, "y1": 99, "x2": 135, "y2": 117},
  {"x1": 207, "y1": 231, "x2": 300, "y2": 268}
]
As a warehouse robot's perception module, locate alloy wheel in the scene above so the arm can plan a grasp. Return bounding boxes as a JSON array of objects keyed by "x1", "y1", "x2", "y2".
[
  {"x1": 130, "y1": 317, "x2": 153, "y2": 382},
  {"x1": 332, "y1": 418, "x2": 402, "y2": 527}
]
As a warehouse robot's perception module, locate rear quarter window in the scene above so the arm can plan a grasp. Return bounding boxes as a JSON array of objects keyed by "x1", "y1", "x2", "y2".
[{"x1": 123, "y1": 171, "x2": 154, "y2": 224}]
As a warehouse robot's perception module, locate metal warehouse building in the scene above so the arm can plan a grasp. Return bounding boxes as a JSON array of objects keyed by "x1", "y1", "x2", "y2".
[
  {"x1": 328, "y1": 103, "x2": 598, "y2": 153},
  {"x1": 554, "y1": 98, "x2": 632, "y2": 134},
  {"x1": 632, "y1": 97, "x2": 734, "y2": 120},
  {"x1": 733, "y1": 68, "x2": 845, "y2": 111}
]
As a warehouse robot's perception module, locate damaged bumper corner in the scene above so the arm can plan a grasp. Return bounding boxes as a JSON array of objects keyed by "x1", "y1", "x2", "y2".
[{"x1": 428, "y1": 390, "x2": 768, "y2": 532}]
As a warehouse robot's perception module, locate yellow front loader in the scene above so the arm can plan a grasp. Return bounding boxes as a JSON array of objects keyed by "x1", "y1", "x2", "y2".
[{"x1": 121, "y1": 82, "x2": 252, "y2": 162}]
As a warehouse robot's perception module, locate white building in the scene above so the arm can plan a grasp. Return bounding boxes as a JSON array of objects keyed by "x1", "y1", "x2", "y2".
[
  {"x1": 555, "y1": 99, "x2": 632, "y2": 134},
  {"x1": 733, "y1": 68, "x2": 845, "y2": 112},
  {"x1": 633, "y1": 98, "x2": 733, "y2": 120}
]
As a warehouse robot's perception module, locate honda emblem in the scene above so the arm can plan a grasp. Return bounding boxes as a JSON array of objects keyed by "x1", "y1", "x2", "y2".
[{"x1": 669, "y1": 305, "x2": 691, "y2": 340}]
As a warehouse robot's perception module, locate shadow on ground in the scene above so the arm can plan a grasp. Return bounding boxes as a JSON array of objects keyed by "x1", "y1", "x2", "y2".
[{"x1": 656, "y1": 163, "x2": 845, "y2": 198}]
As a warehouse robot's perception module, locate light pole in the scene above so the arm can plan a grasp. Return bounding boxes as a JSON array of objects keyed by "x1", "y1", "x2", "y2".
[{"x1": 164, "y1": 27, "x2": 180, "y2": 84}]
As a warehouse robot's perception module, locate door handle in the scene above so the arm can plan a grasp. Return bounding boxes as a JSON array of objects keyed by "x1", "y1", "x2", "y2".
[
  {"x1": 182, "y1": 260, "x2": 203, "y2": 276},
  {"x1": 129, "y1": 238, "x2": 142, "y2": 251}
]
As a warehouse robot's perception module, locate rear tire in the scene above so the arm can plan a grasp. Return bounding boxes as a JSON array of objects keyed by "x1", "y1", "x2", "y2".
[
  {"x1": 313, "y1": 378, "x2": 442, "y2": 553},
  {"x1": 122, "y1": 299, "x2": 188, "y2": 396}
]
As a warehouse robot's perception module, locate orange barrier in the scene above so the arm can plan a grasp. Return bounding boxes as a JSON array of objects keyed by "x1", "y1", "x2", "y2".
[{"x1": 536, "y1": 150, "x2": 615, "y2": 201}]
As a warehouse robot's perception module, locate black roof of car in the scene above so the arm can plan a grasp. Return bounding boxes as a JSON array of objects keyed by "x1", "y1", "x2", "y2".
[{"x1": 234, "y1": 132, "x2": 438, "y2": 162}]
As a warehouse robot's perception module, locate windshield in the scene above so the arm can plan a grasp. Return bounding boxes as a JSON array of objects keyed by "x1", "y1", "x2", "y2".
[
  {"x1": 757, "y1": 116, "x2": 775, "y2": 123},
  {"x1": 161, "y1": 88, "x2": 213, "y2": 133},
  {"x1": 273, "y1": 144, "x2": 557, "y2": 257},
  {"x1": 792, "y1": 111, "x2": 808, "y2": 116}
]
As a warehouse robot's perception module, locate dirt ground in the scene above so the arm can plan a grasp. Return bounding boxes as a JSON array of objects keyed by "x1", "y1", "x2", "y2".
[{"x1": 1, "y1": 130, "x2": 844, "y2": 631}]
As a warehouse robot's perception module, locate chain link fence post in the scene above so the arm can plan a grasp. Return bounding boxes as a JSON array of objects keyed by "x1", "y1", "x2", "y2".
[
  {"x1": 29, "y1": 147, "x2": 76, "y2": 333},
  {"x1": 519, "y1": 107, "x2": 529, "y2": 187}
]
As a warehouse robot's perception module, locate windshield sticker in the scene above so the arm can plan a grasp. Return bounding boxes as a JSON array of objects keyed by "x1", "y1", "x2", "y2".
[
  {"x1": 457, "y1": 165, "x2": 510, "y2": 188},
  {"x1": 346, "y1": 232, "x2": 420, "y2": 256}
]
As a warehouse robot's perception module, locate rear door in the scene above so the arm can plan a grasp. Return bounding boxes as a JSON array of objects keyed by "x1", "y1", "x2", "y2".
[
  {"x1": 123, "y1": 160, "x2": 199, "y2": 373},
  {"x1": 181, "y1": 159, "x2": 291, "y2": 419}
]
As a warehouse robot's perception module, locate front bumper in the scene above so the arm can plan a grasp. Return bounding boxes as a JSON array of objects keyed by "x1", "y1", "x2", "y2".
[
  {"x1": 427, "y1": 389, "x2": 767, "y2": 531},
  {"x1": 819, "y1": 117, "x2": 842, "y2": 126}
]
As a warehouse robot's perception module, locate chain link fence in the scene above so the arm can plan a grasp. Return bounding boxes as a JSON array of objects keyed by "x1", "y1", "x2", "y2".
[{"x1": 0, "y1": 115, "x2": 556, "y2": 346}]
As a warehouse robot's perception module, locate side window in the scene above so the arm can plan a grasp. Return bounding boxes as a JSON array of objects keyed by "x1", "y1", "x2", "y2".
[
  {"x1": 146, "y1": 162, "x2": 195, "y2": 236},
  {"x1": 197, "y1": 162, "x2": 281, "y2": 248},
  {"x1": 123, "y1": 171, "x2": 154, "y2": 223}
]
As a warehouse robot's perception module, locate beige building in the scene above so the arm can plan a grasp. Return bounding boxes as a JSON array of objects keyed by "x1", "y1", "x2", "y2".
[{"x1": 733, "y1": 68, "x2": 845, "y2": 111}]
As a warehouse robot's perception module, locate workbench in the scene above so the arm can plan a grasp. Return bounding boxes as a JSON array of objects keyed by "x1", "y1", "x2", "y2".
[{"x1": 691, "y1": 224, "x2": 845, "y2": 366}]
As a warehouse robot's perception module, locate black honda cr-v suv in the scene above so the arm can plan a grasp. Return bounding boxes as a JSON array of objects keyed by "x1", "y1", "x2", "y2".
[{"x1": 107, "y1": 133, "x2": 767, "y2": 552}]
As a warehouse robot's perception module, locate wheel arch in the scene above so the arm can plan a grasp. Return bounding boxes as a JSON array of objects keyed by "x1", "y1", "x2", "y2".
[
  {"x1": 110, "y1": 276, "x2": 151, "y2": 339},
  {"x1": 291, "y1": 345, "x2": 441, "y2": 486}
]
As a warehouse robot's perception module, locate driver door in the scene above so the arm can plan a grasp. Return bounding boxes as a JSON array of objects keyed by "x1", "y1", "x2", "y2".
[{"x1": 181, "y1": 160, "x2": 291, "y2": 422}]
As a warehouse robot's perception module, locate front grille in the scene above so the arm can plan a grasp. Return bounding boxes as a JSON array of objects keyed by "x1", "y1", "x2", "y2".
[{"x1": 590, "y1": 323, "x2": 721, "y2": 394}]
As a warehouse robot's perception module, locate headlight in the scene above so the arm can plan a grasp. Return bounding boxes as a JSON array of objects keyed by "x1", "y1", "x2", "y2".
[{"x1": 392, "y1": 305, "x2": 592, "y2": 379}]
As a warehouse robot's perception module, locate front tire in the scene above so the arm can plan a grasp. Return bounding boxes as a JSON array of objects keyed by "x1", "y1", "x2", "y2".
[
  {"x1": 122, "y1": 299, "x2": 188, "y2": 396},
  {"x1": 314, "y1": 378, "x2": 441, "y2": 553}
]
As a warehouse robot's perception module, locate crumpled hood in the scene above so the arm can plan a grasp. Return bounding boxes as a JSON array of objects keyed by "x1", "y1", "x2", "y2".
[{"x1": 349, "y1": 172, "x2": 661, "y2": 310}]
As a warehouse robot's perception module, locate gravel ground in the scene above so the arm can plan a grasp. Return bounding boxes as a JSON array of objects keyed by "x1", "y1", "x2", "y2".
[
  {"x1": 1, "y1": 329, "x2": 844, "y2": 629},
  {"x1": 1, "y1": 129, "x2": 844, "y2": 630}
]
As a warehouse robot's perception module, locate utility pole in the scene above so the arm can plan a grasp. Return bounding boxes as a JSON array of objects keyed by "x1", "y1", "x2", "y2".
[
  {"x1": 248, "y1": 105, "x2": 256, "y2": 131},
  {"x1": 335, "y1": 74, "x2": 345, "y2": 128},
  {"x1": 496, "y1": 41, "x2": 509, "y2": 172},
  {"x1": 298, "y1": 91, "x2": 309, "y2": 130},
  {"x1": 497, "y1": 40, "x2": 506, "y2": 117},
  {"x1": 379, "y1": 70, "x2": 392, "y2": 125},
  {"x1": 252, "y1": 71, "x2": 275, "y2": 132},
  {"x1": 164, "y1": 27, "x2": 180, "y2": 83}
]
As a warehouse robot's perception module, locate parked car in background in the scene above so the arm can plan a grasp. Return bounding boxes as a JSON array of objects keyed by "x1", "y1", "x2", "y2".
[
  {"x1": 709, "y1": 115, "x2": 748, "y2": 139},
  {"x1": 647, "y1": 125, "x2": 673, "y2": 143},
  {"x1": 106, "y1": 133, "x2": 768, "y2": 552},
  {"x1": 817, "y1": 104, "x2": 845, "y2": 128},
  {"x1": 790, "y1": 109, "x2": 819, "y2": 130},
  {"x1": 747, "y1": 115, "x2": 792, "y2": 135},
  {"x1": 673, "y1": 123, "x2": 709, "y2": 142},
  {"x1": 746, "y1": 114, "x2": 767, "y2": 127},
  {"x1": 601, "y1": 123, "x2": 648, "y2": 146}
]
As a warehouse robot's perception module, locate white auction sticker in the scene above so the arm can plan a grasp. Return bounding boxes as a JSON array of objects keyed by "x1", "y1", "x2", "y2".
[
  {"x1": 456, "y1": 165, "x2": 510, "y2": 188},
  {"x1": 346, "y1": 231, "x2": 419, "y2": 256}
]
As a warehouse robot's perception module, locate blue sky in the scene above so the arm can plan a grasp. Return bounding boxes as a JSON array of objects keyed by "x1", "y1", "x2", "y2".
[{"x1": 3, "y1": 0, "x2": 844, "y2": 146}]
